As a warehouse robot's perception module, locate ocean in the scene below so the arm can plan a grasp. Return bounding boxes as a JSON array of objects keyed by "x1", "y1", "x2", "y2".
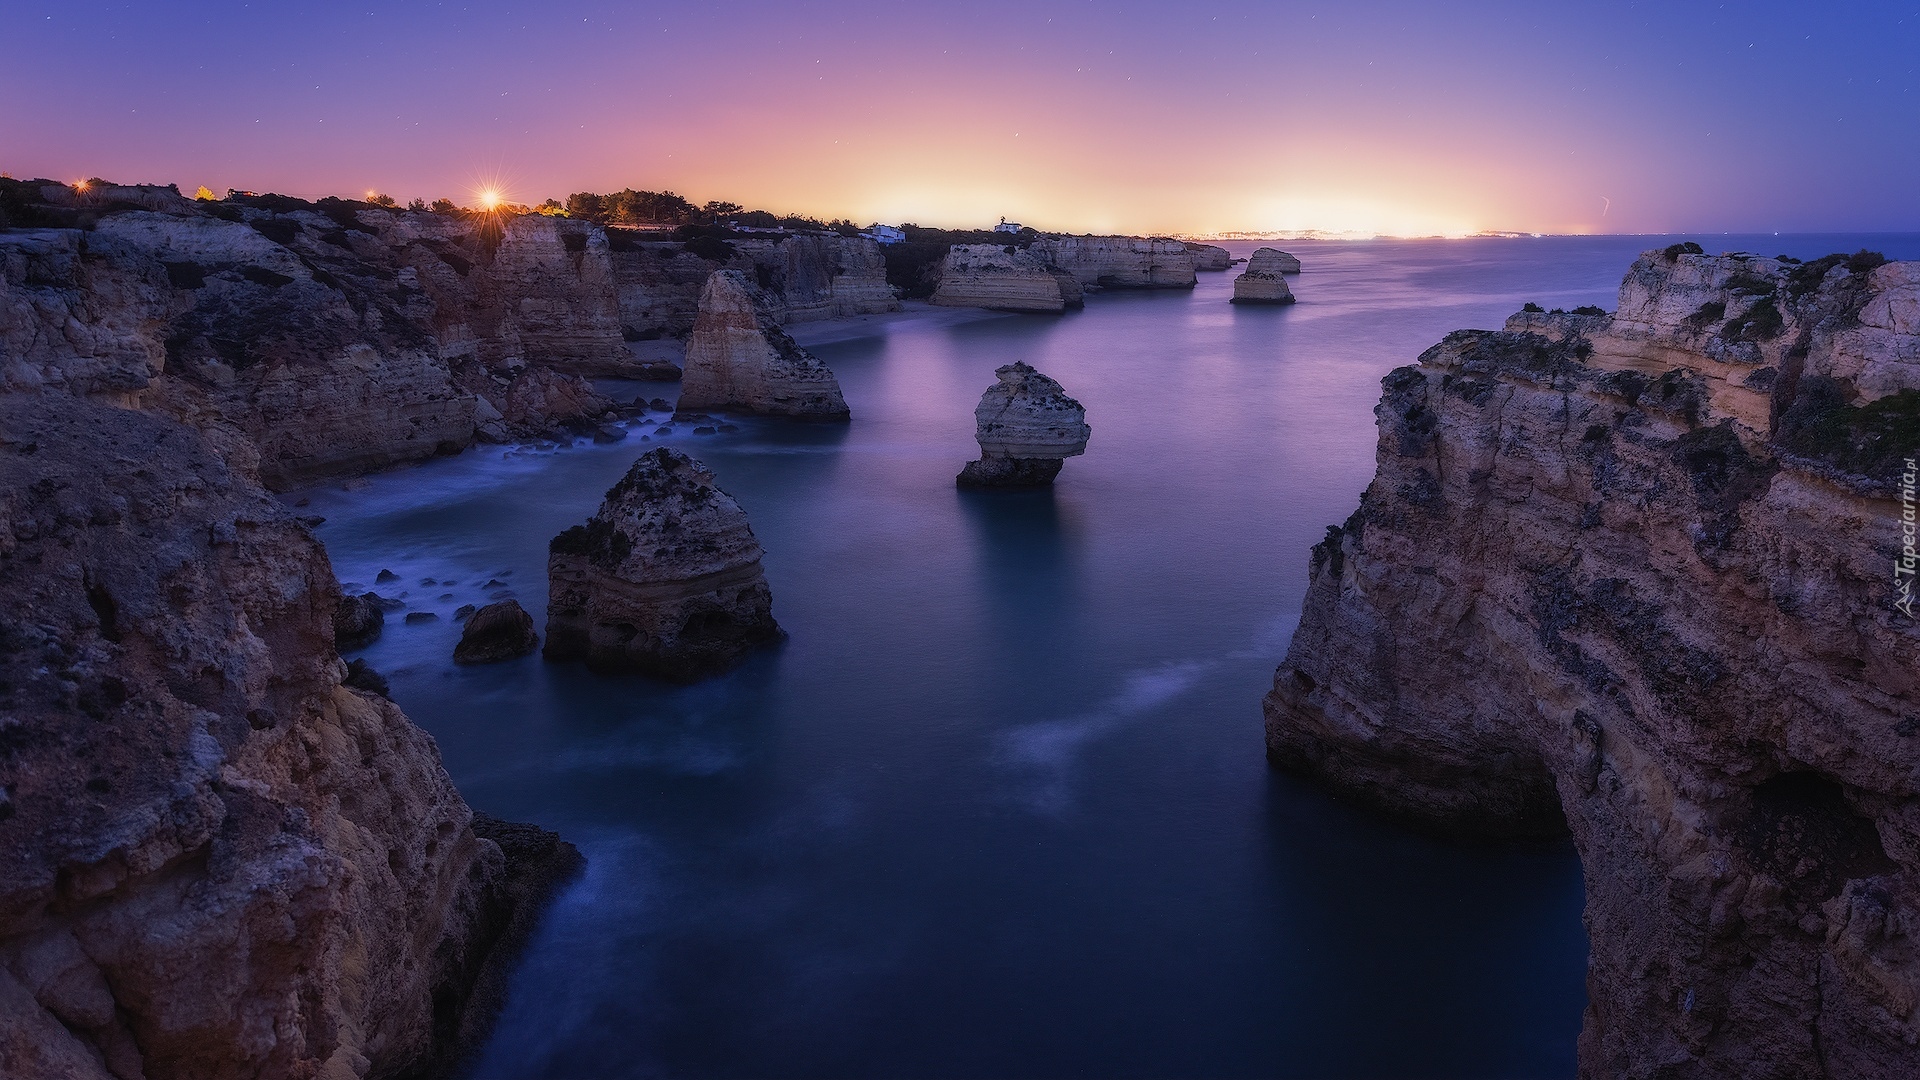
[{"x1": 302, "y1": 233, "x2": 1920, "y2": 1078}]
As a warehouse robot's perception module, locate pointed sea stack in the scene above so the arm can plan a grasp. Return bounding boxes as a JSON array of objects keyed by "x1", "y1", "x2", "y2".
[
  {"x1": 957, "y1": 362, "x2": 1091, "y2": 487},
  {"x1": 1231, "y1": 248, "x2": 1300, "y2": 305},
  {"x1": 677, "y1": 270, "x2": 850, "y2": 419},
  {"x1": 545, "y1": 447, "x2": 780, "y2": 679}
]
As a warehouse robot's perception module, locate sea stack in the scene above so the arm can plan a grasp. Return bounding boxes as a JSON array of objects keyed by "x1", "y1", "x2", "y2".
[
  {"x1": 957, "y1": 362, "x2": 1091, "y2": 487},
  {"x1": 1231, "y1": 248, "x2": 1300, "y2": 304},
  {"x1": 677, "y1": 269, "x2": 850, "y2": 419},
  {"x1": 454, "y1": 600, "x2": 540, "y2": 664},
  {"x1": 545, "y1": 447, "x2": 781, "y2": 679}
]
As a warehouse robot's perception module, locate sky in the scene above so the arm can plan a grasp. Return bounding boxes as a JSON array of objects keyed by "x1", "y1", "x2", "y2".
[{"x1": 2, "y1": 1, "x2": 1917, "y2": 237}]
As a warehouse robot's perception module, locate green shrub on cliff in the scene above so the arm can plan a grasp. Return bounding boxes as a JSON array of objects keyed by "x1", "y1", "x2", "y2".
[{"x1": 1776, "y1": 375, "x2": 1920, "y2": 480}]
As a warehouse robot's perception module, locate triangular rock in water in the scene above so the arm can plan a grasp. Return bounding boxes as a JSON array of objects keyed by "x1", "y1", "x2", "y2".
[
  {"x1": 677, "y1": 270, "x2": 850, "y2": 419},
  {"x1": 1231, "y1": 248, "x2": 1299, "y2": 305},
  {"x1": 544, "y1": 447, "x2": 781, "y2": 679},
  {"x1": 957, "y1": 362, "x2": 1091, "y2": 488}
]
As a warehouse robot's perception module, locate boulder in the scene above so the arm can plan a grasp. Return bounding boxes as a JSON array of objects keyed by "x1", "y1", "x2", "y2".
[
  {"x1": 1232, "y1": 248, "x2": 1299, "y2": 305},
  {"x1": 677, "y1": 270, "x2": 850, "y2": 419},
  {"x1": 956, "y1": 362, "x2": 1090, "y2": 488},
  {"x1": 545, "y1": 447, "x2": 781, "y2": 679},
  {"x1": 333, "y1": 590, "x2": 385, "y2": 649},
  {"x1": 453, "y1": 600, "x2": 539, "y2": 664}
]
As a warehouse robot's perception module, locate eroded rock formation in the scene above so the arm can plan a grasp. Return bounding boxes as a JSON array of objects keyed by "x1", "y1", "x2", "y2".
[
  {"x1": 1231, "y1": 248, "x2": 1299, "y2": 305},
  {"x1": 607, "y1": 230, "x2": 898, "y2": 341},
  {"x1": 930, "y1": 245, "x2": 1078, "y2": 312},
  {"x1": 545, "y1": 447, "x2": 781, "y2": 679},
  {"x1": 0, "y1": 393, "x2": 578, "y2": 1079},
  {"x1": 1185, "y1": 243, "x2": 1232, "y2": 271},
  {"x1": 957, "y1": 361, "x2": 1091, "y2": 487},
  {"x1": 1264, "y1": 247, "x2": 1920, "y2": 1078},
  {"x1": 677, "y1": 269, "x2": 850, "y2": 418},
  {"x1": 1027, "y1": 236, "x2": 1197, "y2": 289}
]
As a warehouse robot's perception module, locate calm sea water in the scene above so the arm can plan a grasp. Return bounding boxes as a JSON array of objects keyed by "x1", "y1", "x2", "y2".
[{"x1": 304, "y1": 234, "x2": 1919, "y2": 1079}]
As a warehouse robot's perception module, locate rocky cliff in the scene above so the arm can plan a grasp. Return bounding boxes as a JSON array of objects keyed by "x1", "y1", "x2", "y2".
[
  {"x1": 0, "y1": 392, "x2": 578, "y2": 1079},
  {"x1": 1265, "y1": 247, "x2": 1920, "y2": 1078},
  {"x1": 607, "y1": 231, "x2": 897, "y2": 341},
  {"x1": 1027, "y1": 236, "x2": 1196, "y2": 289},
  {"x1": 0, "y1": 182, "x2": 628, "y2": 489},
  {"x1": 1185, "y1": 243, "x2": 1232, "y2": 271},
  {"x1": 678, "y1": 270, "x2": 851, "y2": 419},
  {"x1": 929, "y1": 245, "x2": 1076, "y2": 312},
  {"x1": 545, "y1": 447, "x2": 781, "y2": 679}
]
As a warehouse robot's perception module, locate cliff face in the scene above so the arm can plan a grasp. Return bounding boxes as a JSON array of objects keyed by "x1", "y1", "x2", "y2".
[
  {"x1": 1027, "y1": 236, "x2": 1196, "y2": 289},
  {"x1": 607, "y1": 232, "x2": 897, "y2": 340},
  {"x1": 0, "y1": 191, "x2": 630, "y2": 488},
  {"x1": 930, "y1": 245, "x2": 1072, "y2": 312},
  {"x1": 0, "y1": 393, "x2": 572, "y2": 1079},
  {"x1": 1185, "y1": 243, "x2": 1232, "y2": 272},
  {"x1": 678, "y1": 270, "x2": 850, "y2": 419},
  {"x1": 1265, "y1": 249, "x2": 1920, "y2": 1078}
]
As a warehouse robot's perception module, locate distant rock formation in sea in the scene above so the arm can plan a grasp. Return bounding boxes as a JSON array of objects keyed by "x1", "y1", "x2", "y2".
[
  {"x1": 957, "y1": 361, "x2": 1091, "y2": 487},
  {"x1": 1231, "y1": 248, "x2": 1300, "y2": 305},
  {"x1": 545, "y1": 447, "x2": 782, "y2": 678},
  {"x1": 1185, "y1": 242, "x2": 1232, "y2": 271},
  {"x1": 677, "y1": 270, "x2": 851, "y2": 419},
  {"x1": 0, "y1": 392, "x2": 580, "y2": 1078},
  {"x1": 1027, "y1": 236, "x2": 1197, "y2": 289},
  {"x1": 930, "y1": 244, "x2": 1081, "y2": 312},
  {"x1": 1263, "y1": 246, "x2": 1920, "y2": 1078},
  {"x1": 609, "y1": 230, "x2": 897, "y2": 341}
]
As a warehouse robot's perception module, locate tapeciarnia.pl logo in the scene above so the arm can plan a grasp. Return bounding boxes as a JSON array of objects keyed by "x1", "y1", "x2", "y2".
[{"x1": 1898, "y1": 457, "x2": 1917, "y2": 618}]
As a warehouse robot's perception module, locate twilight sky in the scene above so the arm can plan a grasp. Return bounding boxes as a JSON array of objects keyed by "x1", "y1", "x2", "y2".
[{"x1": 4, "y1": 1, "x2": 1916, "y2": 236}]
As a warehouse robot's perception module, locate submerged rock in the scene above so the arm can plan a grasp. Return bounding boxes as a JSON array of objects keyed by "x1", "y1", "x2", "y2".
[
  {"x1": 676, "y1": 270, "x2": 850, "y2": 419},
  {"x1": 957, "y1": 362, "x2": 1091, "y2": 488},
  {"x1": 334, "y1": 590, "x2": 385, "y2": 649},
  {"x1": 544, "y1": 447, "x2": 781, "y2": 679},
  {"x1": 1231, "y1": 248, "x2": 1298, "y2": 304},
  {"x1": 454, "y1": 600, "x2": 539, "y2": 664}
]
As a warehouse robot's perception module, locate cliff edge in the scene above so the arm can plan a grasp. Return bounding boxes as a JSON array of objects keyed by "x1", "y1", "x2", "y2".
[{"x1": 1264, "y1": 247, "x2": 1920, "y2": 1077}]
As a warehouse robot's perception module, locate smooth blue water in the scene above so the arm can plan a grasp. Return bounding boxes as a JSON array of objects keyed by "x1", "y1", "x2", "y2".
[{"x1": 303, "y1": 234, "x2": 1919, "y2": 1079}]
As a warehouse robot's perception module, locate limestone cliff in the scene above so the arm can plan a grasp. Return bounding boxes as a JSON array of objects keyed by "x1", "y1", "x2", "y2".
[
  {"x1": 607, "y1": 230, "x2": 897, "y2": 340},
  {"x1": 0, "y1": 393, "x2": 578, "y2": 1079},
  {"x1": 1265, "y1": 248, "x2": 1920, "y2": 1078},
  {"x1": 678, "y1": 270, "x2": 851, "y2": 419},
  {"x1": 1026, "y1": 236, "x2": 1197, "y2": 289},
  {"x1": 1185, "y1": 243, "x2": 1232, "y2": 271},
  {"x1": 930, "y1": 245, "x2": 1075, "y2": 312},
  {"x1": 0, "y1": 183, "x2": 631, "y2": 488},
  {"x1": 545, "y1": 447, "x2": 781, "y2": 679}
]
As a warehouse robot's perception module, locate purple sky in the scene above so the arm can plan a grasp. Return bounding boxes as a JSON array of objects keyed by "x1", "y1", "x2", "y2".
[{"x1": 3, "y1": 1, "x2": 1916, "y2": 235}]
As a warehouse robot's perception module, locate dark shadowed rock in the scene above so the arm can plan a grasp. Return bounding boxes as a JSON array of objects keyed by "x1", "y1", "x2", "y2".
[
  {"x1": 545, "y1": 447, "x2": 781, "y2": 679},
  {"x1": 333, "y1": 590, "x2": 385, "y2": 649},
  {"x1": 453, "y1": 600, "x2": 539, "y2": 664}
]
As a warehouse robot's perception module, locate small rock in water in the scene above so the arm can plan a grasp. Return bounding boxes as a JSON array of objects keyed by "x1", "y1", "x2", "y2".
[
  {"x1": 368, "y1": 593, "x2": 407, "y2": 611},
  {"x1": 484, "y1": 578, "x2": 508, "y2": 588},
  {"x1": 403, "y1": 611, "x2": 439, "y2": 624},
  {"x1": 592, "y1": 423, "x2": 628, "y2": 444},
  {"x1": 718, "y1": 423, "x2": 739, "y2": 432},
  {"x1": 693, "y1": 426, "x2": 717, "y2": 435},
  {"x1": 298, "y1": 515, "x2": 326, "y2": 527},
  {"x1": 454, "y1": 600, "x2": 540, "y2": 664},
  {"x1": 649, "y1": 397, "x2": 671, "y2": 410},
  {"x1": 454, "y1": 604, "x2": 477, "y2": 621},
  {"x1": 438, "y1": 592, "x2": 454, "y2": 600},
  {"x1": 489, "y1": 590, "x2": 515, "y2": 600},
  {"x1": 421, "y1": 578, "x2": 437, "y2": 586},
  {"x1": 294, "y1": 497, "x2": 311, "y2": 507},
  {"x1": 376, "y1": 569, "x2": 400, "y2": 583}
]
